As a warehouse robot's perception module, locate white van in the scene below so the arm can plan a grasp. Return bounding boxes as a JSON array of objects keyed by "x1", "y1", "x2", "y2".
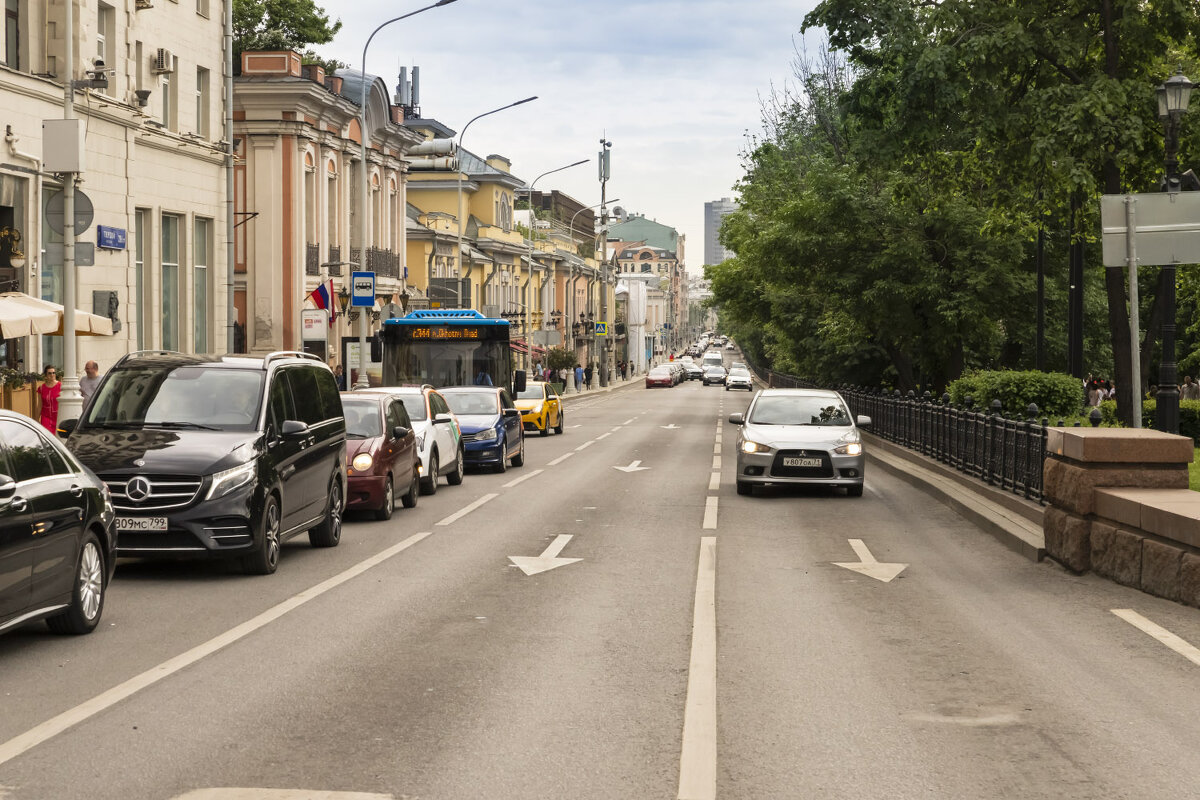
[{"x1": 702, "y1": 351, "x2": 724, "y2": 370}]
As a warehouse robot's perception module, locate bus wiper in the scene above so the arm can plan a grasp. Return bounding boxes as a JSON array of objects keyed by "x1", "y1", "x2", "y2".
[{"x1": 152, "y1": 421, "x2": 221, "y2": 431}]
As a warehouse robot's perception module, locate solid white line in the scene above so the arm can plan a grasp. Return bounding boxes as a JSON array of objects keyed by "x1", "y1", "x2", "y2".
[
  {"x1": 575, "y1": 440, "x2": 595, "y2": 451},
  {"x1": 708, "y1": 472, "x2": 720, "y2": 492},
  {"x1": 503, "y1": 469, "x2": 543, "y2": 488},
  {"x1": 0, "y1": 531, "x2": 436, "y2": 768},
  {"x1": 677, "y1": 537, "x2": 717, "y2": 800},
  {"x1": 712, "y1": 456, "x2": 721, "y2": 470},
  {"x1": 436, "y1": 493, "x2": 499, "y2": 526},
  {"x1": 548, "y1": 452, "x2": 574, "y2": 466},
  {"x1": 596, "y1": 432, "x2": 612, "y2": 440},
  {"x1": 702, "y1": 496, "x2": 718, "y2": 530},
  {"x1": 1112, "y1": 609, "x2": 1200, "y2": 667}
]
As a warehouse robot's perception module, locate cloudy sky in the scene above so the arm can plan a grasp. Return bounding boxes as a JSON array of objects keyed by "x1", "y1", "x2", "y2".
[{"x1": 312, "y1": 0, "x2": 825, "y2": 271}]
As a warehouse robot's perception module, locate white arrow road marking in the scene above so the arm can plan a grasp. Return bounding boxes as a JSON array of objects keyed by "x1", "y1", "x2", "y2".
[
  {"x1": 708, "y1": 472, "x2": 720, "y2": 491},
  {"x1": 502, "y1": 469, "x2": 543, "y2": 488},
  {"x1": 547, "y1": 452, "x2": 574, "y2": 466},
  {"x1": 1112, "y1": 609, "x2": 1200, "y2": 667},
  {"x1": 437, "y1": 493, "x2": 498, "y2": 526},
  {"x1": 614, "y1": 460, "x2": 651, "y2": 473},
  {"x1": 834, "y1": 539, "x2": 908, "y2": 582},
  {"x1": 662, "y1": 424, "x2": 680, "y2": 429},
  {"x1": 702, "y1": 497, "x2": 718, "y2": 529},
  {"x1": 677, "y1": 537, "x2": 717, "y2": 800},
  {"x1": 509, "y1": 533, "x2": 583, "y2": 576}
]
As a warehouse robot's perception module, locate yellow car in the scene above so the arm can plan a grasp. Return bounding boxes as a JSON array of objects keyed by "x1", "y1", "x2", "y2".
[{"x1": 515, "y1": 381, "x2": 564, "y2": 436}]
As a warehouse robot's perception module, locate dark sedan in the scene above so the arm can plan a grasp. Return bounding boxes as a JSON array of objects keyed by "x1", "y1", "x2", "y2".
[
  {"x1": 0, "y1": 411, "x2": 116, "y2": 637},
  {"x1": 703, "y1": 366, "x2": 728, "y2": 385},
  {"x1": 441, "y1": 387, "x2": 525, "y2": 472},
  {"x1": 342, "y1": 392, "x2": 420, "y2": 520}
]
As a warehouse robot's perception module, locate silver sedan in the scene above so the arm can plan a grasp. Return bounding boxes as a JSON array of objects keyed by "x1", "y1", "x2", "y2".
[{"x1": 728, "y1": 388, "x2": 870, "y2": 497}]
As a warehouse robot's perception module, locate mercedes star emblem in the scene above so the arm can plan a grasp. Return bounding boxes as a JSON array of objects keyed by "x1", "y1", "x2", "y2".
[{"x1": 126, "y1": 476, "x2": 152, "y2": 503}]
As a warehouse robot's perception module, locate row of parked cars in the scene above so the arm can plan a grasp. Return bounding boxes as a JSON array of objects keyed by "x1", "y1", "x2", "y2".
[{"x1": 0, "y1": 351, "x2": 569, "y2": 640}]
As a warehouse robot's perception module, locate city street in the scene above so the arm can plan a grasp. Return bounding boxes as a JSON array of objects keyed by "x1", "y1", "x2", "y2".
[{"x1": 1, "y1": 380, "x2": 1199, "y2": 799}]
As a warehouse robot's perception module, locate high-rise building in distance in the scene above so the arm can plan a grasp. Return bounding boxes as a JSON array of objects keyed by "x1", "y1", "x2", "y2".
[{"x1": 704, "y1": 197, "x2": 738, "y2": 265}]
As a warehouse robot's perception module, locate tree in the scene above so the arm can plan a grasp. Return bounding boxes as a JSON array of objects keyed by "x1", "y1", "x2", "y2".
[{"x1": 233, "y1": 0, "x2": 344, "y2": 72}]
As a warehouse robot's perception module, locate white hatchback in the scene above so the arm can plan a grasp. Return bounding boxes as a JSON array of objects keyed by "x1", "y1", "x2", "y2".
[{"x1": 353, "y1": 386, "x2": 464, "y2": 495}]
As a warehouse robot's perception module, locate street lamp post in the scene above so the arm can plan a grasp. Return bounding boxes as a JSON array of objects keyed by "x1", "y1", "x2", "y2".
[
  {"x1": 357, "y1": 0, "x2": 458, "y2": 390},
  {"x1": 1154, "y1": 68, "x2": 1194, "y2": 435},
  {"x1": 454, "y1": 97, "x2": 537, "y2": 310}
]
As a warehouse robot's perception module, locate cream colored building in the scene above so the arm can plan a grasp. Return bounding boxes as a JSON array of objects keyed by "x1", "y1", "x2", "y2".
[{"x1": 0, "y1": 0, "x2": 229, "y2": 373}]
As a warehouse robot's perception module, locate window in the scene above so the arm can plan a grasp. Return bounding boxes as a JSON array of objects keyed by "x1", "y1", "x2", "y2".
[
  {"x1": 268, "y1": 371, "x2": 296, "y2": 431},
  {"x1": 97, "y1": 4, "x2": 115, "y2": 94},
  {"x1": 0, "y1": 420, "x2": 53, "y2": 482},
  {"x1": 195, "y1": 67, "x2": 209, "y2": 138},
  {"x1": 286, "y1": 368, "x2": 324, "y2": 425},
  {"x1": 135, "y1": 209, "x2": 147, "y2": 349},
  {"x1": 5, "y1": 0, "x2": 19, "y2": 69},
  {"x1": 196, "y1": 0, "x2": 210, "y2": 17},
  {"x1": 161, "y1": 56, "x2": 178, "y2": 130},
  {"x1": 161, "y1": 213, "x2": 180, "y2": 350},
  {"x1": 194, "y1": 217, "x2": 210, "y2": 352}
]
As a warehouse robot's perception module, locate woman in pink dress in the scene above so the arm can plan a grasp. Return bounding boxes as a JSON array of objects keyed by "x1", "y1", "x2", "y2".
[{"x1": 36, "y1": 366, "x2": 61, "y2": 433}]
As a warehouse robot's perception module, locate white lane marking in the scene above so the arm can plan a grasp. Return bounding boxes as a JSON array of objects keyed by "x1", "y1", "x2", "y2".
[
  {"x1": 596, "y1": 432, "x2": 612, "y2": 440},
  {"x1": 715, "y1": 434, "x2": 721, "y2": 444},
  {"x1": 1112, "y1": 609, "x2": 1200, "y2": 667},
  {"x1": 702, "y1": 496, "x2": 718, "y2": 530},
  {"x1": 548, "y1": 452, "x2": 575, "y2": 466},
  {"x1": 436, "y1": 493, "x2": 498, "y2": 526},
  {"x1": 0, "y1": 531, "x2": 436, "y2": 768},
  {"x1": 623, "y1": 418, "x2": 635, "y2": 425},
  {"x1": 509, "y1": 533, "x2": 582, "y2": 576},
  {"x1": 503, "y1": 469, "x2": 543, "y2": 488},
  {"x1": 708, "y1": 472, "x2": 720, "y2": 491},
  {"x1": 712, "y1": 456, "x2": 721, "y2": 470},
  {"x1": 611, "y1": 426, "x2": 623, "y2": 433},
  {"x1": 712, "y1": 443, "x2": 720, "y2": 454},
  {"x1": 677, "y1": 537, "x2": 717, "y2": 800},
  {"x1": 833, "y1": 539, "x2": 908, "y2": 583},
  {"x1": 575, "y1": 440, "x2": 595, "y2": 451},
  {"x1": 174, "y1": 791, "x2": 391, "y2": 800},
  {"x1": 569, "y1": 425, "x2": 583, "y2": 428}
]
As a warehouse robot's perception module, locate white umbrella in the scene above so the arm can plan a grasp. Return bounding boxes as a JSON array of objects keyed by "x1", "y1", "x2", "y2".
[{"x1": 0, "y1": 292, "x2": 114, "y2": 337}]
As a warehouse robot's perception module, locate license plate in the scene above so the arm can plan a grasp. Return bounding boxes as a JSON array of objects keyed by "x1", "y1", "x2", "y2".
[
  {"x1": 783, "y1": 457, "x2": 822, "y2": 468},
  {"x1": 116, "y1": 516, "x2": 168, "y2": 532}
]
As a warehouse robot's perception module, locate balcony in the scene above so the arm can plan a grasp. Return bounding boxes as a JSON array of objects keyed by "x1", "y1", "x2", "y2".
[
  {"x1": 327, "y1": 247, "x2": 343, "y2": 277},
  {"x1": 350, "y1": 247, "x2": 401, "y2": 280}
]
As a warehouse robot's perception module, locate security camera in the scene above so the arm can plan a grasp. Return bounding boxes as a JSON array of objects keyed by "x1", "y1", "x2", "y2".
[
  {"x1": 91, "y1": 56, "x2": 105, "y2": 71},
  {"x1": 134, "y1": 89, "x2": 151, "y2": 107}
]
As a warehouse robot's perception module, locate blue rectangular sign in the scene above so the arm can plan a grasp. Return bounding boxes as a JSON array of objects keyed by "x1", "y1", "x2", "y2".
[
  {"x1": 351, "y1": 271, "x2": 375, "y2": 307},
  {"x1": 97, "y1": 225, "x2": 126, "y2": 250}
]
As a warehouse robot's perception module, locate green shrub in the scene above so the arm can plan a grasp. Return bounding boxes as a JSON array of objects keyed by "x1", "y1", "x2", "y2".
[
  {"x1": 946, "y1": 370, "x2": 1084, "y2": 418},
  {"x1": 1097, "y1": 398, "x2": 1200, "y2": 443}
]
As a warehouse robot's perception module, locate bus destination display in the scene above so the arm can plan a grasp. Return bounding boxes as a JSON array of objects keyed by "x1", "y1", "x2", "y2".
[{"x1": 408, "y1": 325, "x2": 485, "y2": 341}]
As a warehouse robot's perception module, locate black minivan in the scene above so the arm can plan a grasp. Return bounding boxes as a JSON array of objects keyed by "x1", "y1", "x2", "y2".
[{"x1": 64, "y1": 351, "x2": 346, "y2": 575}]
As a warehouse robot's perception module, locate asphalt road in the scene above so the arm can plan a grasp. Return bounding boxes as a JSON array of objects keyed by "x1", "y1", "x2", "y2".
[{"x1": 1, "y1": 377, "x2": 1199, "y2": 799}]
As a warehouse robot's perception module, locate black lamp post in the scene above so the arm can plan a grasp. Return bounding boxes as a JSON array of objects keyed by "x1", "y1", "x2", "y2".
[{"x1": 1154, "y1": 68, "x2": 1194, "y2": 435}]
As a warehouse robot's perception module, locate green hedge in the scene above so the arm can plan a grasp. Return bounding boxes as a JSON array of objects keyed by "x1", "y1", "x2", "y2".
[
  {"x1": 946, "y1": 370, "x2": 1083, "y2": 418},
  {"x1": 1099, "y1": 398, "x2": 1200, "y2": 442}
]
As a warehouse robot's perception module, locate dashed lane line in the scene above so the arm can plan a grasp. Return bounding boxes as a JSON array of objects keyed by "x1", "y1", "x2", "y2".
[
  {"x1": 712, "y1": 456, "x2": 721, "y2": 470},
  {"x1": 623, "y1": 418, "x2": 636, "y2": 425},
  {"x1": 611, "y1": 426, "x2": 623, "y2": 433},
  {"x1": 436, "y1": 493, "x2": 499, "y2": 526},
  {"x1": 502, "y1": 469, "x2": 543, "y2": 489},
  {"x1": 712, "y1": 443, "x2": 720, "y2": 454},
  {"x1": 708, "y1": 472, "x2": 720, "y2": 492},
  {"x1": 596, "y1": 432, "x2": 612, "y2": 441},
  {"x1": 702, "y1": 496, "x2": 718, "y2": 530},
  {"x1": 575, "y1": 440, "x2": 596, "y2": 452},
  {"x1": 677, "y1": 537, "x2": 717, "y2": 800},
  {"x1": 1112, "y1": 609, "x2": 1200, "y2": 667},
  {"x1": 548, "y1": 452, "x2": 575, "y2": 466}
]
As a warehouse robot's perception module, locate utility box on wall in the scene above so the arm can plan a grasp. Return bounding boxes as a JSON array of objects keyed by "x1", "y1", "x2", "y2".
[{"x1": 42, "y1": 120, "x2": 85, "y2": 173}]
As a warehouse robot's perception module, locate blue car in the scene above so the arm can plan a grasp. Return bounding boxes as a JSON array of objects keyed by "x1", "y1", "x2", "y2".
[{"x1": 440, "y1": 387, "x2": 525, "y2": 472}]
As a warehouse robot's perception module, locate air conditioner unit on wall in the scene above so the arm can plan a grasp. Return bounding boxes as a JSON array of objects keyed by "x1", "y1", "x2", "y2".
[{"x1": 152, "y1": 48, "x2": 173, "y2": 74}]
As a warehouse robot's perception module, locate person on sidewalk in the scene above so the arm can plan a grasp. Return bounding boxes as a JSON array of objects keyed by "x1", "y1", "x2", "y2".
[
  {"x1": 574, "y1": 363, "x2": 583, "y2": 392},
  {"x1": 584, "y1": 363, "x2": 593, "y2": 388}
]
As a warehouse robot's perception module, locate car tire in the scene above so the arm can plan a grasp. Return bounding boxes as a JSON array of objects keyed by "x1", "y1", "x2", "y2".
[
  {"x1": 495, "y1": 436, "x2": 508, "y2": 473},
  {"x1": 309, "y1": 476, "x2": 343, "y2": 548},
  {"x1": 847, "y1": 484, "x2": 864, "y2": 498},
  {"x1": 540, "y1": 419, "x2": 550, "y2": 437},
  {"x1": 420, "y1": 451, "x2": 439, "y2": 495},
  {"x1": 447, "y1": 445, "x2": 465, "y2": 485},
  {"x1": 375, "y1": 476, "x2": 394, "y2": 521},
  {"x1": 736, "y1": 480, "x2": 752, "y2": 496},
  {"x1": 511, "y1": 437, "x2": 525, "y2": 467},
  {"x1": 46, "y1": 532, "x2": 106, "y2": 635},
  {"x1": 401, "y1": 465, "x2": 420, "y2": 509},
  {"x1": 555, "y1": 412, "x2": 564, "y2": 435},
  {"x1": 243, "y1": 495, "x2": 281, "y2": 575}
]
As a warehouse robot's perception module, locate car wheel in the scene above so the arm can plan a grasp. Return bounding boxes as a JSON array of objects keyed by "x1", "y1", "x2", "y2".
[
  {"x1": 420, "y1": 451, "x2": 439, "y2": 495},
  {"x1": 243, "y1": 495, "x2": 281, "y2": 575},
  {"x1": 511, "y1": 437, "x2": 525, "y2": 467},
  {"x1": 375, "y1": 475, "x2": 394, "y2": 521},
  {"x1": 736, "y1": 480, "x2": 752, "y2": 496},
  {"x1": 447, "y1": 445, "x2": 465, "y2": 485},
  {"x1": 540, "y1": 417, "x2": 550, "y2": 437},
  {"x1": 554, "y1": 411, "x2": 564, "y2": 435},
  {"x1": 309, "y1": 476, "x2": 343, "y2": 547},
  {"x1": 847, "y1": 484, "x2": 864, "y2": 497},
  {"x1": 495, "y1": 436, "x2": 508, "y2": 473},
  {"x1": 401, "y1": 464, "x2": 419, "y2": 508},
  {"x1": 46, "y1": 532, "x2": 105, "y2": 635},
  {"x1": 725, "y1": 386, "x2": 729, "y2": 391}
]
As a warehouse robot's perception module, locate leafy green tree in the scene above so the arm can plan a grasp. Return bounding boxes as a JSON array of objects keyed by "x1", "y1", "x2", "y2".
[{"x1": 233, "y1": 0, "x2": 344, "y2": 72}]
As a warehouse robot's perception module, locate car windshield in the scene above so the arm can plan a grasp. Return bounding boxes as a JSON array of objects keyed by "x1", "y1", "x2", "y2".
[
  {"x1": 516, "y1": 384, "x2": 545, "y2": 400},
  {"x1": 341, "y1": 400, "x2": 382, "y2": 439},
  {"x1": 649, "y1": 367, "x2": 671, "y2": 375},
  {"x1": 444, "y1": 392, "x2": 499, "y2": 416},
  {"x1": 729, "y1": 369, "x2": 750, "y2": 377},
  {"x1": 82, "y1": 366, "x2": 264, "y2": 432},
  {"x1": 749, "y1": 395, "x2": 852, "y2": 426},
  {"x1": 705, "y1": 367, "x2": 726, "y2": 375},
  {"x1": 396, "y1": 394, "x2": 427, "y2": 421}
]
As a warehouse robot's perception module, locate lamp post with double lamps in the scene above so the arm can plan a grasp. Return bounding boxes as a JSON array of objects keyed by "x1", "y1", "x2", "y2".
[
  {"x1": 454, "y1": 97, "x2": 538, "y2": 309},
  {"x1": 1154, "y1": 68, "x2": 1194, "y2": 434},
  {"x1": 356, "y1": 0, "x2": 458, "y2": 390},
  {"x1": 520, "y1": 159, "x2": 589, "y2": 368}
]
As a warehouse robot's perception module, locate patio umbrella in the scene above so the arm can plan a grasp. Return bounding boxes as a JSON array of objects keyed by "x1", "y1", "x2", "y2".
[{"x1": 0, "y1": 292, "x2": 114, "y2": 336}]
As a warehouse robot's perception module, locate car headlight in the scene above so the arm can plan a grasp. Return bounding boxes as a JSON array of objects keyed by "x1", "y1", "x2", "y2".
[
  {"x1": 741, "y1": 439, "x2": 771, "y2": 454},
  {"x1": 352, "y1": 452, "x2": 373, "y2": 472},
  {"x1": 533, "y1": 403, "x2": 544, "y2": 414},
  {"x1": 834, "y1": 442, "x2": 863, "y2": 456},
  {"x1": 475, "y1": 427, "x2": 499, "y2": 443},
  {"x1": 207, "y1": 461, "x2": 257, "y2": 500}
]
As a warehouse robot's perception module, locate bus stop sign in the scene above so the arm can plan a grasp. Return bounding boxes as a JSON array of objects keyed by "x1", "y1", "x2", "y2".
[{"x1": 351, "y1": 271, "x2": 375, "y2": 307}]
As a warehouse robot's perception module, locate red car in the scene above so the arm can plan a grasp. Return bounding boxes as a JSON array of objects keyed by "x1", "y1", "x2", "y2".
[
  {"x1": 645, "y1": 366, "x2": 675, "y2": 388},
  {"x1": 341, "y1": 392, "x2": 420, "y2": 520}
]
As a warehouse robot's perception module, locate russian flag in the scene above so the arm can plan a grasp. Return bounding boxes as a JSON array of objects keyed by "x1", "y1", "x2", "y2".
[{"x1": 309, "y1": 279, "x2": 336, "y2": 321}]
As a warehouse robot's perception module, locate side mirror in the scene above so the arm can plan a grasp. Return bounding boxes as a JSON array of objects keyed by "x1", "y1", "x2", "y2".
[
  {"x1": 393, "y1": 425, "x2": 410, "y2": 439},
  {"x1": 281, "y1": 419, "x2": 310, "y2": 437},
  {"x1": 502, "y1": 408, "x2": 521, "y2": 418},
  {"x1": 728, "y1": 413, "x2": 744, "y2": 425},
  {"x1": 0, "y1": 474, "x2": 15, "y2": 500},
  {"x1": 512, "y1": 369, "x2": 527, "y2": 395},
  {"x1": 856, "y1": 415, "x2": 872, "y2": 428},
  {"x1": 433, "y1": 413, "x2": 454, "y2": 426},
  {"x1": 57, "y1": 418, "x2": 78, "y2": 437}
]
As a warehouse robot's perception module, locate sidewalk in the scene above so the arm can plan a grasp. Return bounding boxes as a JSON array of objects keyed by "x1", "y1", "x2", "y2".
[{"x1": 557, "y1": 372, "x2": 644, "y2": 402}]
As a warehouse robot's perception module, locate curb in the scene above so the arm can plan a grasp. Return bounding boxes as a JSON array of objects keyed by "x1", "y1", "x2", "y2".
[{"x1": 863, "y1": 432, "x2": 1047, "y2": 562}]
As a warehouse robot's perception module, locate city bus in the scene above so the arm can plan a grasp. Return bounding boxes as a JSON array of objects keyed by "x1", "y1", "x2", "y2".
[{"x1": 378, "y1": 309, "x2": 525, "y2": 391}]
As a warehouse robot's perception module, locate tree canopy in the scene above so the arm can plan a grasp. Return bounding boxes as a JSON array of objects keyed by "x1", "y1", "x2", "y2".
[{"x1": 233, "y1": 0, "x2": 343, "y2": 71}]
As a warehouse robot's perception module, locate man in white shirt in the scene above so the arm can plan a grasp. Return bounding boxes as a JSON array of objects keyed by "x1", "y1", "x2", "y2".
[{"x1": 79, "y1": 360, "x2": 102, "y2": 407}]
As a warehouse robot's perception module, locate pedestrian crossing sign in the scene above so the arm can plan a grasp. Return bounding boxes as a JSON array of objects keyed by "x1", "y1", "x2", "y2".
[{"x1": 594, "y1": 322, "x2": 608, "y2": 336}]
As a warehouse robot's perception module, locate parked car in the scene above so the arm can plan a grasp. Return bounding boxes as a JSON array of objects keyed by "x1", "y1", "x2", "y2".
[
  {"x1": 64, "y1": 350, "x2": 346, "y2": 575},
  {"x1": 361, "y1": 385, "x2": 464, "y2": 496},
  {"x1": 441, "y1": 386, "x2": 525, "y2": 472},
  {"x1": 728, "y1": 388, "x2": 871, "y2": 497},
  {"x1": 646, "y1": 366, "x2": 675, "y2": 388},
  {"x1": 0, "y1": 411, "x2": 116, "y2": 636},
  {"x1": 515, "y1": 381, "x2": 563, "y2": 436},
  {"x1": 725, "y1": 367, "x2": 753, "y2": 391},
  {"x1": 341, "y1": 392, "x2": 420, "y2": 520},
  {"x1": 702, "y1": 365, "x2": 728, "y2": 386}
]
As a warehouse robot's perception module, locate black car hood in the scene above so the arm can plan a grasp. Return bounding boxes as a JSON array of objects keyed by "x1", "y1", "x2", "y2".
[{"x1": 67, "y1": 427, "x2": 260, "y2": 476}]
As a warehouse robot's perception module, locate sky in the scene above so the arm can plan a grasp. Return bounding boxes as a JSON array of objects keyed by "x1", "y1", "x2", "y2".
[{"x1": 311, "y1": 0, "x2": 825, "y2": 273}]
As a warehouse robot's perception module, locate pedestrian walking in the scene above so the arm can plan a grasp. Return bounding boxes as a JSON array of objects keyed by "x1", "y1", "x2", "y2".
[
  {"x1": 584, "y1": 363, "x2": 594, "y2": 388},
  {"x1": 333, "y1": 363, "x2": 346, "y2": 391},
  {"x1": 35, "y1": 365, "x2": 61, "y2": 434},
  {"x1": 574, "y1": 363, "x2": 583, "y2": 392},
  {"x1": 79, "y1": 360, "x2": 102, "y2": 406},
  {"x1": 1182, "y1": 376, "x2": 1200, "y2": 401}
]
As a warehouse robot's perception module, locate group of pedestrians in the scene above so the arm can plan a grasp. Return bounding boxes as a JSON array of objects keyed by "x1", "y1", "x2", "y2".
[
  {"x1": 33, "y1": 360, "x2": 103, "y2": 434},
  {"x1": 1086, "y1": 373, "x2": 1200, "y2": 406}
]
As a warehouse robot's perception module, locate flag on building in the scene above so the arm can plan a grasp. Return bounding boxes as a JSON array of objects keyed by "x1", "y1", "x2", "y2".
[{"x1": 308, "y1": 279, "x2": 336, "y2": 321}]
